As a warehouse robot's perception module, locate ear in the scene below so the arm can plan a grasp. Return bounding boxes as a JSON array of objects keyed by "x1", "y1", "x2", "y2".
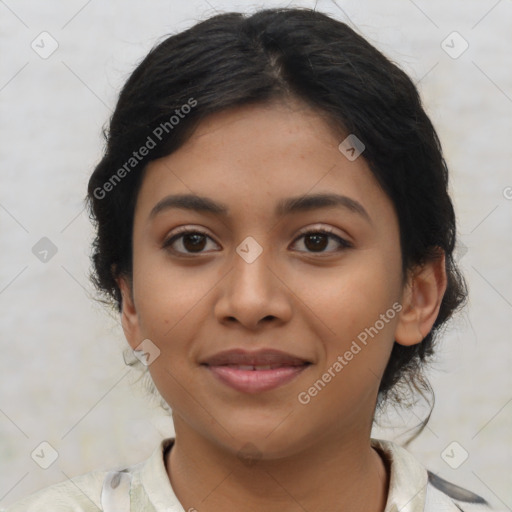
[
  {"x1": 117, "y1": 274, "x2": 142, "y2": 351},
  {"x1": 395, "y1": 250, "x2": 448, "y2": 346}
]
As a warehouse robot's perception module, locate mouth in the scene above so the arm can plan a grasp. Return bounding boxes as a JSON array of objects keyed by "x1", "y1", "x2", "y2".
[{"x1": 200, "y1": 348, "x2": 312, "y2": 393}]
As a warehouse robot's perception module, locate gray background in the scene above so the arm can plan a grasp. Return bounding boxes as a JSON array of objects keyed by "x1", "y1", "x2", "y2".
[{"x1": 0, "y1": 0, "x2": 511, "y2": 508}]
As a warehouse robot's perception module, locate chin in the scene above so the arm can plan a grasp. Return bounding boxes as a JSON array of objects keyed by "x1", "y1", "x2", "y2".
[{"x1": 216, "y1": 422, "x2": 311, "y2": 462}]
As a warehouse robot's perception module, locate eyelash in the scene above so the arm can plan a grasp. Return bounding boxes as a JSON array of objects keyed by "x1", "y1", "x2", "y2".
[{"x1": 162, "y1": 226, "x2": 352, "y2": 256}]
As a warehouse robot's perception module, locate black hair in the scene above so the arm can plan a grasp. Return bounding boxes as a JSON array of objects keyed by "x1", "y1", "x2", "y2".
[{"x1": 85, "y1": 7, "x2": 467, "y2": 433}]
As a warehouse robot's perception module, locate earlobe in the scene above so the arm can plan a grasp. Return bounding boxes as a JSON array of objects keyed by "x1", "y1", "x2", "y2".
[
  {"x1": 395, "y1": 250, "x2": 448, "y2": 347},
  {"x1": 116, "y1": 275, "x2": 141, "y2": 351}
]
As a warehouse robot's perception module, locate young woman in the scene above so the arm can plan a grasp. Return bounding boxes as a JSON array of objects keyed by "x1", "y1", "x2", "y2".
[{"x1": 5, "y1": 7, "x2": 501, "y2": 512}]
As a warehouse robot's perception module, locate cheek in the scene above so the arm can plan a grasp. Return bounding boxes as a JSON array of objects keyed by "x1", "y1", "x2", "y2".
[
  {"x1": 293, "y1": 254, "x2": 401, "y2": 332},
  {"x1": 295, "y1": 273, "x2": 399, "y2": 424},
  {"x1": 132, "y1": 260, "x2": 208, "y2": 399},
  {"x1": 295, "y1": 253, "x2": 401, "y2": 386},
  {"x1": 133, "y1": 243, "x2": 215, "y2": 334}
]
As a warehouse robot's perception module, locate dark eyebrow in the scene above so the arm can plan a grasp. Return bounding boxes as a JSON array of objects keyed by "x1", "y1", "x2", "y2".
[
  {"x1": 149, "y1": 193, "x2": 371, "y2": 224},
  {"x1": 276, "y1": 193, "x2": 371, "y2": 224},
  {"x1": 149, "y1": 194, "x2": 228, "y2": 219}
]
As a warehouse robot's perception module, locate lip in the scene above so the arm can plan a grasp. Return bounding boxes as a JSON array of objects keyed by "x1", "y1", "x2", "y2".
[
  {"x1": 200, "y1": 348, "x2": 312, "y2": 393},
  {"x1": 200, "y1": 348, "x2": 311, "y2": 366},
  {"x1": 204, "y1": 364, "x2": 310, "y2": 393}
]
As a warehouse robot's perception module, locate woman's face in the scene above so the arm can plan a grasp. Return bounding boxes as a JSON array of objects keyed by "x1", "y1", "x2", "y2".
[{"x1": 120, "y1": 101, "x2": 411, "y2": 459}]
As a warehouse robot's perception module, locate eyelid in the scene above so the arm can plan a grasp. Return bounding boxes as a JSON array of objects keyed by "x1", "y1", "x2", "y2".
[
  {"x1": 166, "y1": 225, "x2": 211, "y2": 238},
  {"x1": 294, "y1": 224, "x2": 349, "y2": 241}
]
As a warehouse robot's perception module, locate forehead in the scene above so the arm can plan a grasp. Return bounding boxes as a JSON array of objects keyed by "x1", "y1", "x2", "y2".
[{"x1": 134, "y1": 102, "x2": 396, "y2": 229}]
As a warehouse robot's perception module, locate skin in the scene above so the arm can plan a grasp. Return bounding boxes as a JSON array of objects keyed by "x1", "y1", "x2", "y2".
[{"x1": 118, "y1": 100, "x2": 447, "y2": 512}]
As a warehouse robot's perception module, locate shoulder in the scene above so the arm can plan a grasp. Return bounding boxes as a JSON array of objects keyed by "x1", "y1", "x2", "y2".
[
  {"x1": 371, "y1": 438, "x2": 500, "y2": 512},
  {"x1": 2, "y1": 470, "x2": 107, "y2": 512},
  {"x1": 426, "y1": 471, "x2": 493, "y2": 512},
  {"x1": 2, "y1": 439, "x2": 171, "y2": 512}
]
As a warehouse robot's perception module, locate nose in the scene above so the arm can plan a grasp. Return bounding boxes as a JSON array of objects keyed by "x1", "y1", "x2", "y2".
[{"x1": 214, "y1": 243, "x2": 293, "y2": 331}]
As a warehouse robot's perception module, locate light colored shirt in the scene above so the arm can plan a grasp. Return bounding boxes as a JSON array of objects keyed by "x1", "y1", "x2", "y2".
[{"x1": 3, "y1": 437, "x2": 496, "y2": 512}]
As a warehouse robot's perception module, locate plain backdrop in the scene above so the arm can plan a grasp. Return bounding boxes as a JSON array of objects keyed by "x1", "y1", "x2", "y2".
[{"x1": 0, "y1": 0, "x2": 511, "y2": 508}]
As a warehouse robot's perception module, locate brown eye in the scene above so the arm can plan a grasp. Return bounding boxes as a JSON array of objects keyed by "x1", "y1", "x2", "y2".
[
  {"x1": 292, "y1": 228, "x2": 352, "y2": 253},
  {"x1": 181, "y1": 233, "x2": 207, "y2": 252},
  {"x1": 303, "y1": 233, "x2": 329, "y2": 251},
  {"x1": 163, "y1": 229, "x2": 219, "y2": 255}
]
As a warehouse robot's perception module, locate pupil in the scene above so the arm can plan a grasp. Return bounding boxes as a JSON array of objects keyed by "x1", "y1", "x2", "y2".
[
  {"x1": 184, "y1": 233, "x2": 206, "y2": 252},
  {"x1": 305, "y1": 233, "x2": 327, "y2": 251}
]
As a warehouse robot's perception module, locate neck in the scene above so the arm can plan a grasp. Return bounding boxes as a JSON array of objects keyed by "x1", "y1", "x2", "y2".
[{"x1": 166, "y1": 418, "x2": 389, "y2": 512}]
